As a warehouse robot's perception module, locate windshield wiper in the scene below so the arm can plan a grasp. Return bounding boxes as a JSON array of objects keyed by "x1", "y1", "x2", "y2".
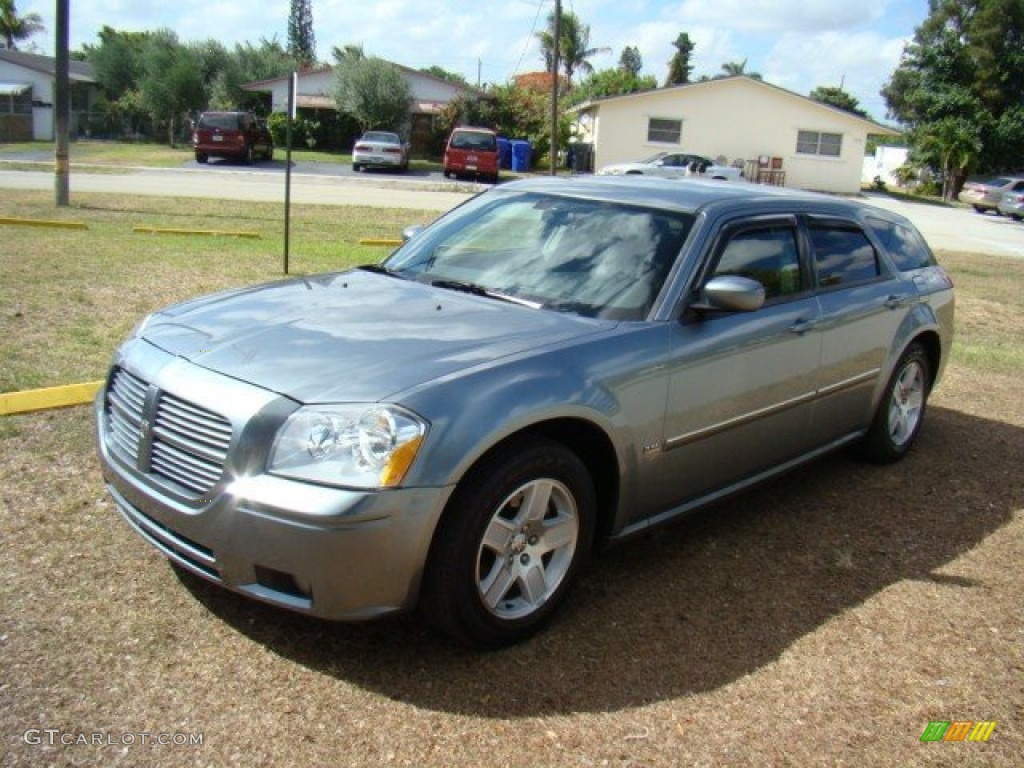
[
  {"x1": 430, "y1": 279, "x2": 541, "y2": 308},
  {"x1": 358, "y1": 264, "x2": 405, "y2": 279}
]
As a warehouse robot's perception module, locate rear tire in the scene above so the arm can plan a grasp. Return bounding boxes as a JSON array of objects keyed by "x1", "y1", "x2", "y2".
[
  {"x1": 420, "y1": 437, "x2": 596, "y2": 647},
  {"x1": 860, "y1": 342, "x2": 931, "y2": 463},
  {"x1": 195, "y1": 152, "x2": 208, "y2": 164}
]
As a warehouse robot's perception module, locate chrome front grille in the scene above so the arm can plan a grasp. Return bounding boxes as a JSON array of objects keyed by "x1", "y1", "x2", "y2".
[
  {"x1": 152, "y1": 393, "x2": 232, "y2": 493},
  {"x1": 105, "y1": 368, "x2": 232, "y2": 495},
  {"x1": 106, "y1": 368, "x2": 147, "y2": 465}
]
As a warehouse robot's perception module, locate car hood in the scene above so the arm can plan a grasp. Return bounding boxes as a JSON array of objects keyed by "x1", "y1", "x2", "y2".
[{"x1": 139, "y1": 269, "x2": 609, "y2": 403}]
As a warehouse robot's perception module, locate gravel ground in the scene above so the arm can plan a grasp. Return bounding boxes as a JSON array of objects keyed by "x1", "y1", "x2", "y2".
[{"x1": 1, "y1": 359, "x2": 1021, "y2": 768}]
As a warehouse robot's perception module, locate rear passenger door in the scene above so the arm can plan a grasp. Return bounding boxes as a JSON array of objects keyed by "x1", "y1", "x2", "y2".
[{"x1": 804, "y1": 215, "x2": 915, "y2": 441}]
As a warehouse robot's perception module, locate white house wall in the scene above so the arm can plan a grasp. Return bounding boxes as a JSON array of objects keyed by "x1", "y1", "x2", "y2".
[
  {"x1": 587, "y1": 78, "x2": 895, "y2": 195},
  {"x1": 0, "y1": 60, "x2": 54, "y2": 140}
]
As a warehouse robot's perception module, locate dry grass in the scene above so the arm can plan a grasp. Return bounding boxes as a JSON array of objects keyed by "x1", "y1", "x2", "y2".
[{"x1": 0, "y1": 196, "x2": 1021, "y2": 767}]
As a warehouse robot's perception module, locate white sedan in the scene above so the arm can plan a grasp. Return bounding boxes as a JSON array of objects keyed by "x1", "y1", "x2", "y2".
[
  {"x1": 597, "y1": 151, "x2": 742, "y2": 181},
  {"x1": 352, "y1": 131, "x2": 410, "y2": 172}
]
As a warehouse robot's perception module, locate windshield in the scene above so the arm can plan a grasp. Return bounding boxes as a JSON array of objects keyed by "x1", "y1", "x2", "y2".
[
  {"x1": 384, "y1": 191, "x2": 694, "y2": 321},
  {"x1": 363, "y1": 132, "x2": 400, "y2": 144},
  {"x1": 641, "y1": 152, "x2": 669, "y2": 164}
]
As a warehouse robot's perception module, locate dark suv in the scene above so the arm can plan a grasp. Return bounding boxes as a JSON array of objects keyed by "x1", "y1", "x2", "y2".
[{"x1": 193, "y1": 111, "x2": 273, "y2": 165}]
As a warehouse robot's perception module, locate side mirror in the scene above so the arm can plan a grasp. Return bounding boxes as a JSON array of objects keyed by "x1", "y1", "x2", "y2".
[
  {"x1": 402, "y1": 224, "x2": 425, "y2": 242},
  {"x1": 698, "y1": 275, "x2": 765, "y2": 312}
]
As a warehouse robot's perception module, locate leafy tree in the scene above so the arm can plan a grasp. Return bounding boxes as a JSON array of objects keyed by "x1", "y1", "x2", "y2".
[
  {"x1": 209, "y1": 38, "x2": 299, "y2": 110},
  {"x1": 421, "y1": 65, "x2": 468, "y2": 86},
  {"x1": 537, "y1": 9, "x2": 607, "y2": 89},
  {"x1": 882, "y1": 0, "x2": 1024, "y2": 190},
  {"x1": 287, "y1": 0, "x2": 316, "y2": 67},
  {"x1": 618, "y1": 46, "x2": 642, "y2": 76},
  {"x1": 915, "y1": 116, "x2": 983, "y2": 199},
  {"x1": 565, "y1": 67, "x2": 657, "y2": 106},
  {"x1": 85, "y1": 26, "x2": 150, "y2": 98},
  {"x1": 810, "y1": 85, "x2": 869, "y2": 119},
  {"x1": 138, "y1": 29, "x2": 206, "y2": 146},
  {"x1": 333, "y1": 54, "x2": 411, "y2": 131},
  {"x1": 665, "y1": 33, "x2": 695, "y2": 86},
  {"x1": 0, "y1": 0, "x2": 44, "y2": 50}
]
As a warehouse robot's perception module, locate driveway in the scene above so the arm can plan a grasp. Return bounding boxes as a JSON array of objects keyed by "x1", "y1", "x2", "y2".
[{"x1": 859, "y1": 191, "x2": 1023, "y2": 258}]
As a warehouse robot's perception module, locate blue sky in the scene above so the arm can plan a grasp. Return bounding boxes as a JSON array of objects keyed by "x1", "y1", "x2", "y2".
[{"x1": 20, "y1": 0, "x2": 927, "y2": 122}]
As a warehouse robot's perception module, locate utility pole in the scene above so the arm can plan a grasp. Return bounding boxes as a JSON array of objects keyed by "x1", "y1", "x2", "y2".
[
  {"x1": 55, "y1": 0, "x2": 70, "y2": 206},
  {"x1": 549, "y1": 0, "x2": 560, "y2": 176}
]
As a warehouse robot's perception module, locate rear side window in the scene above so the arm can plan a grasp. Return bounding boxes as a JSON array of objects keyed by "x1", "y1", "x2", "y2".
[
  {"x1": 866, "y1": 217, "x2": 936, "y2": 271},
  {"x1": 809, "y1": 225, "x2": 880, "y2": 288}
]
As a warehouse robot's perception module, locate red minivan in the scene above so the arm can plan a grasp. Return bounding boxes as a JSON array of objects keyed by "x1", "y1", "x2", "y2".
[
  {"x1": 443, "y1": 127, "x2": 499, "y2": 183},
  {"x1": 192, "y1": 111, "x2": 274, "y2": 165}
]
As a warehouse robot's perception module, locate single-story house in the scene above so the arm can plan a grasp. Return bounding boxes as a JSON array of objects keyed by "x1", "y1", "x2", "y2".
[
  {"x1": 243, "y1": 63, "x2": 484, "y2": 156},
  {"x1": 571, "y1": 76, "x2": 901, "y2": 195},
  {"x1": 0, "y1": 49, "x2": 97, "y2": 141}
]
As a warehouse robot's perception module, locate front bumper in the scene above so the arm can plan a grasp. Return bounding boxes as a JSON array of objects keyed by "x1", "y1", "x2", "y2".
[
  {"x1": 353, "y1": 151, "x2": 405, "y2": 168},
  {"x1": 95, "y1": 346, "x2": 453, "y2": 620}
]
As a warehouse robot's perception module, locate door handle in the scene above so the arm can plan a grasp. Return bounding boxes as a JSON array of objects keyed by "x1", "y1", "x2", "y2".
[
  {"x1": 788, "y1": 318, "x2": 817, "y2": 335},
  {"x1": 884, "y1": 295, "x2": 910, "y2": 310}
]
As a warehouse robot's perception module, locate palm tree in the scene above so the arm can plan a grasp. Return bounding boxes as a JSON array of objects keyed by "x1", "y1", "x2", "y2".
[
  {"x1": 0, "y1": 0, "x2": 45, "y2": 51},
  {"x1": 537, "y1": 10, "x2": 608, "y2": 89},
  {"x1": 717, "y1": 59, "x2": 762, "y2": 80}
]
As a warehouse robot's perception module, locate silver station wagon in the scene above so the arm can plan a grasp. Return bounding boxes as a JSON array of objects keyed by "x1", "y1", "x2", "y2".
[{"x1": 95, "y1": 177, "x2": 955, "y2": 647}]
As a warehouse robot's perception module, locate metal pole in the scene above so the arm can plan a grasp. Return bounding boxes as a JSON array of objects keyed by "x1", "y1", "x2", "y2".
[
  {"x1": 549, "y1": 0, "x2": 561, "y2": 176},
  {"x1": 284, "y1": 72, "x2": 296, "y2": 274},
  {"x1": 54, "y1": 0, "x2": 70, "y2": 206}
]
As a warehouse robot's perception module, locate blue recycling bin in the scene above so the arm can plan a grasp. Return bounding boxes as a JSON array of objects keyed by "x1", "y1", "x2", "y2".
[
  {"x1": 511, "y1": 140, "x2": 531, "y2": 172},
  {"x1": 496, "y1": 137, "x2": 512, "y2": 169}
]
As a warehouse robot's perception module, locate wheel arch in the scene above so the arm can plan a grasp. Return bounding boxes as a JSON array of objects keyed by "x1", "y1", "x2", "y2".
[
  {"x1": 912, "y1": 329, "x2": 943, "y2": 392},
  {"x1": 442, "y1": 417, "x2": 621, "y2": 547}
]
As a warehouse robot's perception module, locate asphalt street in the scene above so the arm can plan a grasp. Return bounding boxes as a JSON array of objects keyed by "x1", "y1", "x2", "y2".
[{"x1": 1, "y1": 165, "x2": 1021, "y2": 257}]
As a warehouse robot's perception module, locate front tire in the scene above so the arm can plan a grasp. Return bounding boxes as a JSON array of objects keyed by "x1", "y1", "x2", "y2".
[
  {"x1": 860, "y1": 342, "x2": 931, "y2": 463},
  {"x1": 421, "y1": 437, "x2": 596, "y2": 647}
]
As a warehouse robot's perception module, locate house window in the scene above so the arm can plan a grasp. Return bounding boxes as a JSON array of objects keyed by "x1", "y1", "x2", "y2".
[
  {"x1": 647, "y1": 118, "x2": 682, "y2": 144},
  {"x1": 1, "y1": 85, "x2": 32, "y2": 115},
  {"x1": 796, "y1": 130, "x2": 842, "y2": 157}
]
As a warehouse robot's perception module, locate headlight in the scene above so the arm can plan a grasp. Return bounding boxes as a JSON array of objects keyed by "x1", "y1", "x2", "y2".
[{"x1": 268, "y1": 404, "x2": 427, "y2": 489}]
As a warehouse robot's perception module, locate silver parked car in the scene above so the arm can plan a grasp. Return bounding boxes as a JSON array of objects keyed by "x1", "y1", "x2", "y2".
[
  {"x1": 996, "y1": 181, "x2": 1024, "y2": 220},
  {"x1": 959, "y1": 175, "x2": 1024, "y2": 214},
  {"x1": 597, "y1": 152, "x2": 742, "y2": 180},
  {"x1": 351, "y1": 131, "x2": 410, "y2": 172},
  {"x1": 96, "y1": 177, "x2": 954, "y2": 647}
]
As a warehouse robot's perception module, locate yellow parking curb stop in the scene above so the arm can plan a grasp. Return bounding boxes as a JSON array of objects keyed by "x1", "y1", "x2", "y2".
[{"x1": 0, "y1": 381, "x2": 104, "y2": 416}]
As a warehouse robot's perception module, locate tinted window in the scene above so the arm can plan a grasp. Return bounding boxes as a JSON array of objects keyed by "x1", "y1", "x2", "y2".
[
  {"x1": 866, "y1": 218, "x2": 936, "y2": 272},
  {"x1": 809, "y1": 225, "x2": 880, "y2": 288},
  {"x1": 712, "y1": 225, "x2": 803, "y2": 300},
  {"x1": 451, "y1": 131, "x2": 496, "y2": 151},
  {"x1": 199, "y1": 114, "x2": 241, "y2": 130}
]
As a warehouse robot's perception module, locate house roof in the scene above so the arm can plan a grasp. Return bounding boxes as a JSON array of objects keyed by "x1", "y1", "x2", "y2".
[
  {"x1": 572, "y1": 75, "x2": 900, "y2": 136},
  {"x1": 241, "y1": 60, "x2": 485, "y2": 98},
  {"x1": 0, "y1": 49, "x2": 96, "y2": 83}
]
